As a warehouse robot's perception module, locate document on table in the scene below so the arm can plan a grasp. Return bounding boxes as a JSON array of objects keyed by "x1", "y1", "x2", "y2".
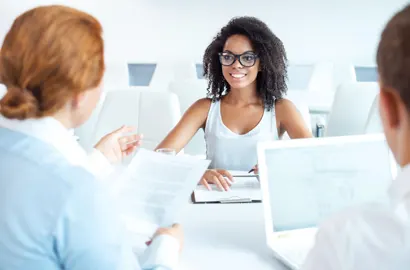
[
  {"x1": 192, "y1": 170, "x2": 261, "y2": 203},
  {"x1": 229, "y1": 170, "x2": 259, "y2": 177},
  {"x1": 117, "y1": 149, "x2": 210, "y2": 238}
]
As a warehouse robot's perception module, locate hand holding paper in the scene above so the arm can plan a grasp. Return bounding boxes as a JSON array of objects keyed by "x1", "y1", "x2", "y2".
[
  {"x1": 146, "y1": 224, "x2": 184, "y2": 253},
  {"x1": 118, "y1": 149, "x2": 210, "y2": 236}
]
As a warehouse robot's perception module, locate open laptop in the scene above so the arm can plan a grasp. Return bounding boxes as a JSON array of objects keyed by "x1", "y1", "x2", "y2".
[{"x1": 257, "y1": 134, "x2": 398, "y2": 269}]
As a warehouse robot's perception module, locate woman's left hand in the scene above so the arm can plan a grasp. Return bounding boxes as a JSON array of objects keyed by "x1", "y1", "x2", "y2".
[{"x1": 94, "y1": 125, "x2": 142, "y2": 163}]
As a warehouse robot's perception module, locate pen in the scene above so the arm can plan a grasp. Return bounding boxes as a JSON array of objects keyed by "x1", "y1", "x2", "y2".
[{"x1": 248, "y1": 168, "x2": 260, "y2": 182}]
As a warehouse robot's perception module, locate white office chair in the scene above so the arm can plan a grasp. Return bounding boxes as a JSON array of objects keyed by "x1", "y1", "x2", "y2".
[
  {"x1": 103, "y1": 62, "x2": 129, "y2": 89},
  {"x1": 172, "y1": 61, "x2": 198, "y2": 81},
  {"x1": 149, "y1": 62, "x2": 179, "y2": 92},
  {"x1": 92, "y1": 89, "x2": 181, "y2": 155},
  {"x1": 307, "y1": 62, "x2": 335, "y2": 92},
  {"x1": 325, "y1": 82, "x2": 379, "y2": 137},
  {"x1": 168, "y1": 79, "x2": 208, "y2": 156},
  {"x1": 287, "y1": 62, "x2": 334, "y2": 92},
  {"x1": 365, "y1": 94, "x2": 383, "y2": 134},
  {"x1": 168, "y1": 79, "x2": 207, "y2": 112},
  {"x1": 74, "y1": 92, "x2": 107, "y2": 151}
]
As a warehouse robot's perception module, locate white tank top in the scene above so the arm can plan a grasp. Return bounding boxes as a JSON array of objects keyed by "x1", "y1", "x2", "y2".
[{"x1": 204, "y1": 100, "x2": 279, "y2": 171}]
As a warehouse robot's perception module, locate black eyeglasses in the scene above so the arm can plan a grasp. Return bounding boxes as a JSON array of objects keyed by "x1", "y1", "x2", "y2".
[{"x1": 218, "y1": 51, "x2": 258, "y2": 67}]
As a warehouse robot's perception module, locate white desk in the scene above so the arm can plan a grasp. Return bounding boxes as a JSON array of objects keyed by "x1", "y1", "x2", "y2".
[{"x1": 176, "y1": 203, "x2": 289, "y2": 270}]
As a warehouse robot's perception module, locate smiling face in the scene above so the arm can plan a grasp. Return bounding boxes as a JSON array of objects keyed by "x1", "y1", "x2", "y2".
[{"x1": 221, "y1": 34, "x2": 260, "y2": 90}]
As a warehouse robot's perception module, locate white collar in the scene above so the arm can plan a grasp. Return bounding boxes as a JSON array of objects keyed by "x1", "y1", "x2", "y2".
[
  {"x1": 389, "y1": 164, "x2": 410, "y2": 204},
  {"x1": 0, "y1": 115, "x2": 89, "y2": 169},
  {"x1": 0, "y1": 84, "x2": 6, "y2": 99}
]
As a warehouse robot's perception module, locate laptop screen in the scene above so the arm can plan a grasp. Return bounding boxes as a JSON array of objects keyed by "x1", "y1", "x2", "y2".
[{"x1": 258, "y1": 135, "x2": 395, "y2": 232}]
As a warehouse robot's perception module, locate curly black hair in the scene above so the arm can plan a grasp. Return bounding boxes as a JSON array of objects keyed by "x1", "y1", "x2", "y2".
[{"x1": 203, "y1": 16, "x2": 288, "y2": 111}]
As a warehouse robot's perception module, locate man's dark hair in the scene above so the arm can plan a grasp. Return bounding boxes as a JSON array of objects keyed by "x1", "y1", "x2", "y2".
[
  {"x1": 203, "y1": 16, "x2": 287, "y2": 111},
  {"x1": 377, "y1": 4, "x2": 410, "y2": 111}
]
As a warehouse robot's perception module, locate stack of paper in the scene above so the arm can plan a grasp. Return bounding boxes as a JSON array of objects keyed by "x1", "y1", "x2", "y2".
[{"x1": 193, "y1": 170, "x2": 262, "y2": 203}]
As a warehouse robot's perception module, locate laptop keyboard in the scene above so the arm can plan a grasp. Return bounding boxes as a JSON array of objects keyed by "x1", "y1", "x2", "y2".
[
  {"x1": 271, "y1": 230, "x2": 317, "y2": 267},
  {"x1": 280, "y1": 247, "x2": 309, "y2": 267}
]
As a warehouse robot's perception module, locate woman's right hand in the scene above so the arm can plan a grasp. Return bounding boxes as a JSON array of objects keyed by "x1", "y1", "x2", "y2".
[
  {"x1": 252, "y1": 165, "x2": 259, "y2": 174},
  {"x1": 199, "y1": 169, "x2": 234, "y2": 191}
]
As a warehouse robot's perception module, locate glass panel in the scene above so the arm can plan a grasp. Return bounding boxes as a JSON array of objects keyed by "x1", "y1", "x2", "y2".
[
  {"x1": 196, "y1": 64, "x2": 204, "y2": 79},
  {"x1": 355, "y1": 67, "x2": 378, "y2": 82},
  {"x1": 128, "y1": 64, "x2": 157, "y2": 86}
]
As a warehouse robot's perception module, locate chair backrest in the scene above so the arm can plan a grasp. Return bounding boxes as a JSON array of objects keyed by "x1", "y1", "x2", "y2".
[
  {"x1": 74, "y1": 92, "x2": 107, "y2": 151},
  {"x1": 103, "y1": 62, "x2": 129, "y2": 89},
  {"x1": 307, "y1": 62, "x2": 335, "y2": 92},
  {"x1": 287, "y1": 64, "x2": 314, "y2": 91},
  {"x1": 287, "y1": 62, "x2": 334, "y2": 92},
  {"x1": 172, "y1": 61, "x2": 198, "y2": 81},
  {"x1": 93, "y1": 89, "x2": 181, "y2": 152},
  {"x1": 168, "y1": 79, "x2": 207, "y2": 112},
  {"x1": 365, "y1": 94, "x2": 383, "y2": 134},
  {"x1": 168, "y1": 79, "x2": 208, "y2": 155},
  {"x1": 326, "y1": 82, "x2": 379, "y2": 137}
]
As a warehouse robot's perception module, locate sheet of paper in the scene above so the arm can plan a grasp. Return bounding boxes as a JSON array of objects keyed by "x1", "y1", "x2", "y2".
[
  {"x1": 229, "y1": 170, "x2": 258, "y2": 177},
  {"x1": 194, "y1": 175, "x2": 261, "y2": 203},
  {"x1": 117, "y1": 149, "x2": 210, "y2": 237}
]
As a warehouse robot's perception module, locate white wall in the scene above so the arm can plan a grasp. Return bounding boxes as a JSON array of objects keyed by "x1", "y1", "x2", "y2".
[
  {"x1": 0, "y1": 0, "x2": 408, "y2": 89},
  {"x1": 1, "y1": 0, "x2": 408, "y2": 63}
]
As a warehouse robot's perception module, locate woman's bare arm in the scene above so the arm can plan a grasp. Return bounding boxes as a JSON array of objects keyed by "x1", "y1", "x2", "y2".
[
  {"x1": 155, "y1": 98, "x2": 212, "y2": 153},
  {"x1": 276, "y1": 99, "x2": 313, "y2": 139}
]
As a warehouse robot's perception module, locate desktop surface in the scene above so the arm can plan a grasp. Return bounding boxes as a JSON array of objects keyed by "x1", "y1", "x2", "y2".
[{"x1": 177, "y1": 203, "x2": 289, "y2": 270}]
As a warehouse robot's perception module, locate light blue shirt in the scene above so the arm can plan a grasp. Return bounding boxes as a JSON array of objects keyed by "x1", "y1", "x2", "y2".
[{"x1": 0, "y1": 120, "x2": 179, "y2": 269}]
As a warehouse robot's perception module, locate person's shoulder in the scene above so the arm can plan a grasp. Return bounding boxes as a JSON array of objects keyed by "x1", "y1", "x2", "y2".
[
  {"x1": 58, "y1": 163, "x2": 97, "y2": 185},
  {"x1": 57, "y1": 164, "x2": 117, "y2": 219},
  {"x1": 273, "y1": 98, "x2": 299, "y2": 121},
  {"x1": 186, "y1": 98, "x2": 212, "y2": 116},
  {"x1": 192, "y1": 98, "x2": 212, "y2": 109},
  {"x1": 317, "y1": 202, "x2": 401, "y2": 244},
  {"x1": 274, "y1": 98, "x2": 296, "y2": 112},
  {"x1": 303, "y1": 203, "x2": 410, "y2": 270},
  {"x1": 51, "y1": 163, "x2": 102, "y2": 201}
]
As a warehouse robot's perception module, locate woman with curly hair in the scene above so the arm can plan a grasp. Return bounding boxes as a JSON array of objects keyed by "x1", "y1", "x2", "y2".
[{"x1": 157, "y1": 16, "x2": 312, "y2": 191}]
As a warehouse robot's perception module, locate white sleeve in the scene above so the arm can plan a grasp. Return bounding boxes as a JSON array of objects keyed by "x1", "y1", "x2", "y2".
[
  {"x1": 139, "y1": 234, "x2": 180, "y2": 270},
  {"x1": 87, "y1": 148, "x2": 113, "y2": 178},
  {"x1": 302, "y1": 204, "x2": 408, "y2": 270},
  {"x1": 301, "y1": 207, "x2": 372, "y2": 270},
  {"x1": 301, "y1": 222, "x2": 342, "y2": 270}
]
